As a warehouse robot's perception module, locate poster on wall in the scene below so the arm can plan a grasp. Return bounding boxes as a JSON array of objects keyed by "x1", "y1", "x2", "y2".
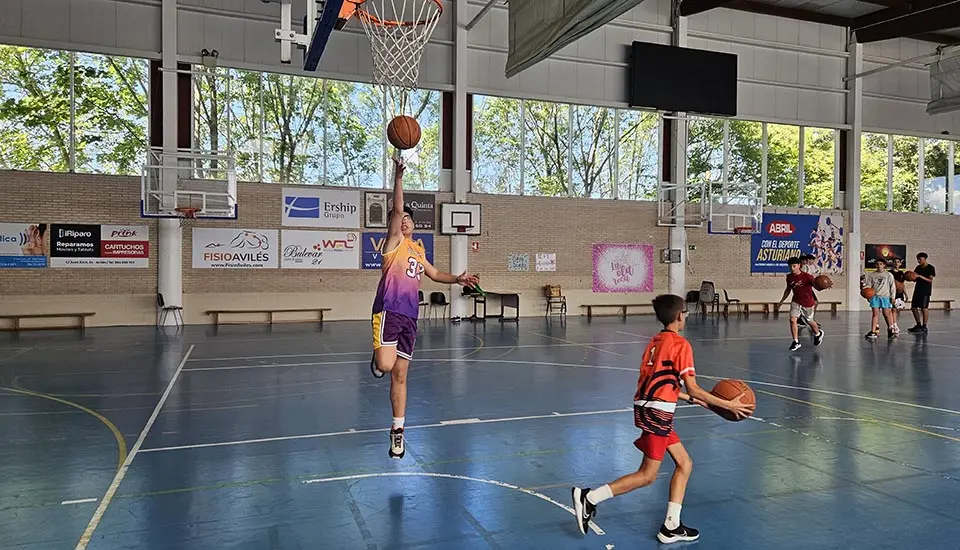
[
  {"x1": 536, "y1": 253, "x2": 556, "y2": 272},
  {"x1": 361, "y1": 232, "x2": 434, "y2": 269},
  {"x1": 365, "y1": 192, "x2": 388, "y2": 228},
  {"x1": 192, "y1": 228, "x2": 278, "y2": 269},
  {"x1": 592, "y1": 243, "x2": 654, "y2": 293},
  {"x1": 864, "y1": 243, "x2": 906, "y2": 270},
  {"x1": 387, "y1": 192, "x2": 436, "y2": 230},
  {"x1": 750, "y1": 213, "x2": 844, "y2": 274},
  {"x1": 0, "y1": 223, "x2": 47, "y2": 268},
  {"x1": 508, "y1": 253, "x2": 530, "y2": 271},
  {"x1": 282, "y1": 187, "x2": 361, "y2": 228},
  {"x1": 281, "y1": 230, "x2": 360, "y2": 269},
  {"x1": 49, "y1": 224, "x2": 149, "y2": 268}
]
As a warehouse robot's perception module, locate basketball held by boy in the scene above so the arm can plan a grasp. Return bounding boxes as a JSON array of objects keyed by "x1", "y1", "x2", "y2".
[{"x1": 570, "y1": 294, "x2": 754, "y2": 544}]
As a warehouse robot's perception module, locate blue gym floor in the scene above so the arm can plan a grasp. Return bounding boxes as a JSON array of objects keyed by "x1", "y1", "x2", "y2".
[{"x1": 3, "y1": 310, "x2": 960, "y2": 549}]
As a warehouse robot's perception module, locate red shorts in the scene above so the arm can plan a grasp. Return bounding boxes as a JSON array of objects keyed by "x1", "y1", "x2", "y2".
[{"x1": 633, "y1": 430, "x2": 681, "y2": 461}]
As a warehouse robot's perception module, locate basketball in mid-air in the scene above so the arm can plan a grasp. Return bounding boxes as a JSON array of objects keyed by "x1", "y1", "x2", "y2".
[
  {"x1": 861, "y1": 287, "x2": 875, "y2": 299},
  {"x1": 814, "y1": 275, "x2": 832, "y2": 290},
  {"x1": 709, "y1": 379, "x2": 755, "y2": 422},
  {"x1": 387, "y1": 115, "x2": 421, "y2": 150}
]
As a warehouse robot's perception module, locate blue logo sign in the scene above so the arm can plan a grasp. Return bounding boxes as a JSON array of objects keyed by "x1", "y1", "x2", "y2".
[
  {"x1": 361, "y1": 232, "x2": 434, "y2": 269},
  {"x1": 284, "y1": 196, "x2": 321, "y2": 218},
  {"x1": 751, "y1": 213, "x2": 843, "y2": 274}
]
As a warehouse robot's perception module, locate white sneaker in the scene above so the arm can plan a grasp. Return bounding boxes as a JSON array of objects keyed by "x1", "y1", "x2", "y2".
[{"x1": 389, "y1": 428, "x2": 405, "y2": 459}]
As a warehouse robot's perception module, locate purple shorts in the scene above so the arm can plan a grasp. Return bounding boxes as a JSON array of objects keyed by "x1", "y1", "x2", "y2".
[{"x1": 372, "y1": 310, "x2": 418, "y2": 360}]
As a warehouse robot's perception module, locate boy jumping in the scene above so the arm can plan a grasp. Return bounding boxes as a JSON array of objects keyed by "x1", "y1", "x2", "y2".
[
  {"x1": 571, "y1": 294, "x2": 754, "y2": 544},
  {"x1": 777, "y1": 257, "x2": 824, "y2": 351}
]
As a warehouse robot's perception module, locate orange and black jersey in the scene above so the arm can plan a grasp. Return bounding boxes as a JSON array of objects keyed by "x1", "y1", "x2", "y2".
[{"x1": 633, "y1": 330, "x2": 696, "y2": 436}]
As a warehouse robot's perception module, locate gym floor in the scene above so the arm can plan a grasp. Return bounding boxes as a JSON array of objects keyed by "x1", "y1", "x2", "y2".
[{"x1": 2, "y1": 310, "x2": 960, "y2": 549}]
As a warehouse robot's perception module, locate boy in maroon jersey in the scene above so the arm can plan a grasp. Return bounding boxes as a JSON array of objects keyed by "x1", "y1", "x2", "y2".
[{"x1": 777, "y1": 257, "x2": 824, "y2": 351}]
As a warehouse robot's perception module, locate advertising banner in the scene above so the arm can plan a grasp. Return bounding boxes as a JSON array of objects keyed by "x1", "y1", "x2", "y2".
[
  {"x1": 193, "y1": 228, "x2": 278, "y2": 269},
  {"x1": 0, "y1": 223, "x2": 47, "y2": 268},
  {"x1": 387, "y1": 192, "x2": 436, "y2": 230},
  {"x1": 281, "y1": 230, "x2": 360, "y2": 269},
  {"x1": 750, "y1": 213, "x2": 844, "y2": 274},
  {"x1": 282, "y1": 187, "x2": 361, "y2": 228},
  {"x1": 361, "y1": 232, "x2": 434, "y2": 270},
  {"x1": 592, "y1": 243, "x2": 654, "y2": 293},
  {"x1": 50, "y1": 224, "x2": 149, "y2": 268}
]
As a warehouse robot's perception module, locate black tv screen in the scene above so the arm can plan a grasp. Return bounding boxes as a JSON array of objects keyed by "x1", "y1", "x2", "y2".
[{"x1": 629, "y1": 41, "x2": 738, "y2": 117}]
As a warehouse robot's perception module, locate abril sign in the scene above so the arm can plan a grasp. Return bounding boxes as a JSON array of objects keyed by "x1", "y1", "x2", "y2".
[
  {"x1": 361, "y1": 232, "x2": 434, "y2": 269},
  {"x1": 750, "y1": 213, "x2": 836, "y2": 273}
]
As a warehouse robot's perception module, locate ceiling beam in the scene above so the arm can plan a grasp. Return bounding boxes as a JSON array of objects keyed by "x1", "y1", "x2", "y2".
[
  {"x1": 910, "y1": 31, "x2": 960, "y2": 45},
  {"x1": 726, "y1": 0, "x2": 851, "y2": 27},
  {"x1": 854, "y1": 2, "x2": 960, "y2": 42},
  {"x1": 679, "y1": 0, "x2": 738, "y2": 17},
  {"x1": 857, "y1": 0, "x2": 914, "y2": 7}
]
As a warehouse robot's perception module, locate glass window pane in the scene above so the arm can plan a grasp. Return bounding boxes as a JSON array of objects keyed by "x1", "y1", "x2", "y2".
[
  {"x1": 617, "y1": 110, "x2": 659, "y2": 201},
  {"x1": 73, "y1": 53, "x2": 148, "y2": 175},
  {"x1": 523, "y1": 100, "x2": 569, "y2": 196},
  {"x1": 571, "y1": 105, "x2": 616, "y2": 198},
  {"x1": 229, "y1": 70, "x2": 263, "y2": 182},
  {"x1": 860, "y1": 133, "x2": 889, "y2": 211},
  {"x1": 397, "y1": 89, "x2": 440, "y2": 191},
  {"x1": 686, "y1": 117, "x2": 724, "y2": 183},
  {"x1": 323, "y1": 80, "x2": 385, "y2": 187},
  {"x1": 260, "y1": 74, "x2": 325, "y2": 185},
  {"x1": 471, "y1": 95, "x2": 521, "y2": 194},
  {"x1": 891, "y1": 135, "x2": 919, "y2": 212},
  {"x1": 922, "y1": 138, "x2": 948, "y2": 213},
  {"x1": 728, "y1": 120, "x2": 762, "y2": 186},
  {"x1": 194, "y1": 66, "x2": 230, "y2": 154},
  {"x1": 0, "y1": 46, "x2": 72, "y2": 171},
  {"x1": 766, "y1": 124, "x2": 800, "y2": 207},
  {"x1": 803, "y1": 127, "x2": 835, "y2": 208}
]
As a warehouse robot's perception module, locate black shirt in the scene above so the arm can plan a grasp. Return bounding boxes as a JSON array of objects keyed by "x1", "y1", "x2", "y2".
[
  {"x1": 890, "y1": 268, "x2": 905, "y2": 283},
  {"x1": 913, "y1": 263, "x2": 936, "y2": 296}
]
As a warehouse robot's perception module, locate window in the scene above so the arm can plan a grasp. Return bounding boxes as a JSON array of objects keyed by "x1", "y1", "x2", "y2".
[
  {"x1": 891, "y1": 135, "x2": 919, "y2": 212},
  {"x1": 922, "y1": 138, "x2": 949, "y2": 213},
  {"x1": 472, "y1": 95, "x2": 522, "y2": 194},
  {"x1": 617, "y1": 110, "x2": 659, "y2": 200},
  {"x1": 860, "y1": 133, "x2": 889, "y2": 211},
  {"x1": 397, "y1": 89, "x2": 440, "y2": 191},
  {"x1": 523, "y1": 100, "x2": 570, "y2": 196},
  {"x1": 766, "y1": 124, "x2": 800, "y2": 207},
  {"x1": 727, "y1": 120, "x2": 762, "y2": 187},
  {"x1": 230, "y1": 71, "x2": 264, "y2": 183},
  {"x1": 802, "y1": 127, "x2": 835, "y2": 208},
  {"x1": 570, "y1": 105, "x2": 616, "y2": 198}
]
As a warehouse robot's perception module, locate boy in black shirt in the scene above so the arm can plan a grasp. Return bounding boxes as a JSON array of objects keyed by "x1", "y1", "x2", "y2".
[{"x1": 908, "y1": 252, "x2": 936, "y2": 333}]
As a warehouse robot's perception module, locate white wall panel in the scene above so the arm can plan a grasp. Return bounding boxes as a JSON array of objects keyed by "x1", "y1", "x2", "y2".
[
  {"x1": 116, "y1": 2, "x2": 161, "y2": 53},
  {"x1": 0, "y1": 0, "x2": 22, "y2": 36},
  {"x1": 22, "y1": 0, "x2": 71, "y2": 43}
]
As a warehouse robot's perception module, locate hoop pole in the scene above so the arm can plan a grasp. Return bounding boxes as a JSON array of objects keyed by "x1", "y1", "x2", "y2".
[{"x1": 465, "y1": 0, "x2": 498, "y2": 31}]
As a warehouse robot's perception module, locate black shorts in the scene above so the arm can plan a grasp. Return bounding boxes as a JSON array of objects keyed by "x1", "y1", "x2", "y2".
[{"x1": 911, "y1": 294, "x2": 931, "y2": 309}]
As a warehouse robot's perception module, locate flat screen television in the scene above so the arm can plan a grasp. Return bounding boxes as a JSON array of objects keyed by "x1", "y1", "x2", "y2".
[{"x1": 629, "y1": 41, "x2": 738, "y2": 116}]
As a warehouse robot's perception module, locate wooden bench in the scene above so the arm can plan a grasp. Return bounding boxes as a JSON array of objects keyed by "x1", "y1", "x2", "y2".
[
  {"x1": 581, "y1": 303, "x2": 655, "y2": 319},
  {"x1": 0, "y1": 312, "x2": 95, "y2": 331},
  {"x1": 722, "y1": 301, "x2": 841, "y2": 318},
  {"x1": 206, "y1": 308, "x2": 331, "y2": 326},
  {"x1": 929, "y1": 299, "x2": 954, "y2": 311}
]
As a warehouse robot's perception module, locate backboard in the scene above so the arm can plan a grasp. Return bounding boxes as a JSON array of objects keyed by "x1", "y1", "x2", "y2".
[
  {"x1": 141, "y1": 148, "x2": 238, "y2": 220},
  {"x1": 706, "y1": 181, "x2": 763, "y2": 235},
  {"x1": 440, "y1": 203, "x2": 481, "y2": 236},
  {"x1": 274, "y1": 0, "x2": 352, "y2": 71}
]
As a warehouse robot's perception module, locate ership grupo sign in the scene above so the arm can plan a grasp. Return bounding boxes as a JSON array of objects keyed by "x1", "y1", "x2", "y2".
[{"x1": 50, "y1": 224, "x2": 149, "y2": 268}]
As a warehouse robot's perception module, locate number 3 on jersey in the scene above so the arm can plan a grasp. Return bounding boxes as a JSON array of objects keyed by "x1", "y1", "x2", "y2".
[{"x1": 406, "y1": 256, "x2": 424, "y2": 280}]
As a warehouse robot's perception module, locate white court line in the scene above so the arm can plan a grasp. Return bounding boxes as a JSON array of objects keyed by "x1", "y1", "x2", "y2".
[
  {"x1": 139, "y1": 404, "x2": 699, "y2": 454},
  {"x1": 61, "y1": 498, "x2": 97, "y2": 506},
  {"x1": 301, "y1": 471, "x2": 606, "y2": 536},
  {"x1": 529, "y1": 332, "x2": 626, "y2": 357},
  {"x1": 74, "y1": 344, "x2": 195, "y2": 550}
]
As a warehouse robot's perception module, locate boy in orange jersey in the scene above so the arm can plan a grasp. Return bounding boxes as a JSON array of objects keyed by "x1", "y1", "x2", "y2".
[
  {"x1": 370, "y1": 156, "x2": 479, "y2": 460},
  {"x1": 571, "y1": 294, "x2": 754, "y2": 544}
]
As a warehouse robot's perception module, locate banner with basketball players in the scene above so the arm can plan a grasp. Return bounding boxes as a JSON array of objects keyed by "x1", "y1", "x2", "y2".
[
  {"x1": 360, "y1": 232, "x2": 434, "y2": 269},
  {"x1": 751, "y1": 213, "x2": 844, "y2": 274},
  {"x1": 864, "y1": 244, "x2": 906, "y2": 271},
  {"x1": 592, "y1": 243, "x2": 655, "y2": 293}
]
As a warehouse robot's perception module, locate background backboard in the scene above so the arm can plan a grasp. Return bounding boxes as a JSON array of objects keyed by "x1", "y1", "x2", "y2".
[{"x1": 441, "y1": 203, "x2": 481, "y2": 235}]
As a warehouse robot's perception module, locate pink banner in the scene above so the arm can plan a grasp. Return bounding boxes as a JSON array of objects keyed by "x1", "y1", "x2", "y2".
[{"x1": 592, "y1": 243, "x2": 654, "y2": 293}]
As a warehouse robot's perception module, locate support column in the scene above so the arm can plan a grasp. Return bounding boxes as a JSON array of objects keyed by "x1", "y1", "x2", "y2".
[
  {"x1": 448, "y1": 0, "x2": 470, "y2": 319},
  {"x1": 158, "y1": 0, "x2": 183, "y2": 323},
  {"x1": 668, "y1": 2, "x2": 687, "y2": 297},
  {"x1": 844, "y1": 41, "x2": 863, "y2": 311}
]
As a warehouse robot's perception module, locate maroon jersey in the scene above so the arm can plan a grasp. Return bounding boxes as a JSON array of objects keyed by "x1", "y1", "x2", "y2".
[{"x1": 787, "y1": 271, "x2": 816, "y2": 307}]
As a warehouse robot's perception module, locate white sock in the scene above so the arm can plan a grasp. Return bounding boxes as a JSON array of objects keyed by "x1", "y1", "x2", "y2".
[
  {"x1": 392, "y1": 417, "x2": 404, "y2": 430},
  {"x1": 586, "y1": 484, "x2": 613, "y2": 505},
  {"x1": 664, "y1": 501, "x2": 682, "y2": 530}
]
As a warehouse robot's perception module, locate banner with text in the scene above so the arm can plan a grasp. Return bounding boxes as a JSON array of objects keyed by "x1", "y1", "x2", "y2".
[
  {"x1": 282, "y1": 187, "x2": 361, "y2": 228},
  {"x1": 387, "y1": 192, "x2": 436, "y2": 230},
  {"x1": 592, "y1": 243, "x2": 654, "y2": 293},
  {"x1": 281, "y1": 230, "x2": 360, "y2": 269},
  {"x1": 0, "y1": 222, "x2": 47, "y2": 268},
  {"x1": 361, "y1": 232, "x2": 434, "y2": 269},
  {"x1": 751, "y1": 213, "x2": 844, "y2": 274},
  {"x1": 50, "y1": 224, "x2": 149, "y2": 268},
  {"x1": 192, "y1": 228, "x2": 278, "y2": 269}
]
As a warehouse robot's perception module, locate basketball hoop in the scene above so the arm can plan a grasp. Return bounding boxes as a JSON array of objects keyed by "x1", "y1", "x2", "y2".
[
  {"x1": 454, "y1": 225, "x2": 472, "y2": 234},
  {"x1": 352, "y1": 0, "x2": 443, "y2": 116},
  {"x1": 733, "y1": 226, "x2": 754, "y2": 243},
  {"x1": 175, "y1": 207, "x2": 200, "y2": 228}
]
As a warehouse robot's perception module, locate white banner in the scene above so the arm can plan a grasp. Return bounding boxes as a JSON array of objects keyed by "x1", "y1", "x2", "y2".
[
  {"x1": 281, "y1": 230, "x2": 359, "y2": 269},
  {"x1": 282, "y1": 187, "x2": 361, "y2": 228},
  {"x1": 192, "y1": 228, "x2": 278, "y2": 269}
]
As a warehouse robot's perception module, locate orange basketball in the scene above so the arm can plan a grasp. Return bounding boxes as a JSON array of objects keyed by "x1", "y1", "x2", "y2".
[
  {"x1": 814, "y1": 275, "x2": 832, "y2": 290},
  {"x1": 904, "y1": 270, "x2": 917, "y2": 282},
  {"x1": 387, "y1": 115, "x2": 421, "y2": 150},
  {"x1": 861, "y1": 287, "x2": 875, "y2": 299},
  {"x1": 709, "y1": 379, "x2": 755, "y2": 422}
]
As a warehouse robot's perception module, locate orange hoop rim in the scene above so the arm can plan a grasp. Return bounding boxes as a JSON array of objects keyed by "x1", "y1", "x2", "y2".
[
  {"x1": 351, "y1": 0, "x2": 443, "y2": 28},
  {"x1": 175, "y1": 207, "x2": 201, "y2": 219},
  {"x1": 732, "y1": 226, "x2": 754, "y2": 234}
]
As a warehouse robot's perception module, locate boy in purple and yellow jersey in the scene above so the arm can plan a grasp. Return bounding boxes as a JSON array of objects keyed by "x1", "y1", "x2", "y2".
[{"x1": 370, "y1": 156, "x2": 480, "y2": 459}]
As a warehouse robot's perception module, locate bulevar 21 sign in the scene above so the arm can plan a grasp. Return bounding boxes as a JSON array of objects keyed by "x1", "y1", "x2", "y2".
[
  {"x1": 750, "y1": 213, "x2": 844, "y2": 274},
  {"x1": 49, "y1": 224, "x2": 149, "y2": 268}
]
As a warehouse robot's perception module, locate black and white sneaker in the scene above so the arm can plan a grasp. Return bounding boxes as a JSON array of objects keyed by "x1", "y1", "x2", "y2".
[
  {"x1": 370, "y1": 354, "x2": 384, "y2": 379},
  {"x1": 657, "y1": 522, "x2": 700, "y2": 544},
  {"x1": 571, "y1": 487, "x2": 597, "y2": 536},
  {"x1": 388, "y1": 428, "x2": 405, "y2": 459},
  {"x1": 865, "y1": 331, "x2": 878, "y2": 340},
  {"x1": 908, "y1": 324, "x2": 923, "y2": 333},
  {"x1": 814, "y1": 330, "x2": 824, "y2": 347},
  {"x1": 789, "y1": 340, "x2": 801, "y2": 351}
]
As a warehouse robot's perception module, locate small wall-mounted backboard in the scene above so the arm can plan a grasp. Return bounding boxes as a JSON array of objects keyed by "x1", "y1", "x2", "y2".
[{"x1": 440, "y1": 203, "x2": 481, "y2": 235}]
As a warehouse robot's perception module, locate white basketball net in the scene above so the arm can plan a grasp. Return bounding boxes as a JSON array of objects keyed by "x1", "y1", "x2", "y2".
[{"x1": 355, "y1": 0, "x2": 442, "y2": 100}]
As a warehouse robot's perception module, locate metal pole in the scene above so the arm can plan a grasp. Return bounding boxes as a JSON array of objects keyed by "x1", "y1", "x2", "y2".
[{"x1": 465, "y1": 0, "x2": 500, "y2": 31}]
